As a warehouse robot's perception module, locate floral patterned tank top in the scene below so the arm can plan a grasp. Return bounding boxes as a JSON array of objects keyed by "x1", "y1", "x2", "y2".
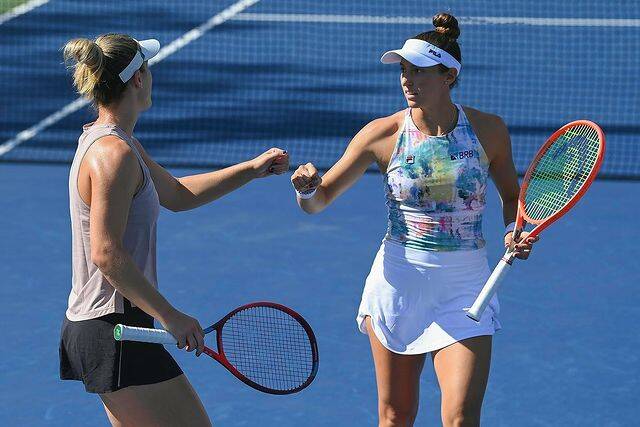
[{"x1": 384, "y1": 105, "x2": 490, "y2": 251}]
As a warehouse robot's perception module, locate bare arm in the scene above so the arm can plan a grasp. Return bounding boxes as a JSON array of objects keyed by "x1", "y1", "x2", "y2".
[
  {"x1": 484, "y1": 116, "x2": 520, "y2": 226},
  {"x1": 475, "y1": 113, "x2": 538, "y2": 258},
  {"x1": 86, "y1": 138, "x2": 204, "y2": 353},
  {"x1": 130, "y1": 140, "x2": 289, "y2": 212},
  {"x1": 292, "y1": 116, "x2": 399, "y2": 214}
]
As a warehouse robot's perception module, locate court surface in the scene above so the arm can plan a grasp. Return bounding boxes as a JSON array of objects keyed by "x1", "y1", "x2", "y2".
[
  {"x1": 1, "y1": 0, "x2": 638, "y2": 425},
  {"x1": 1, "y1": 163, "x2": 638, "y2": 426}
]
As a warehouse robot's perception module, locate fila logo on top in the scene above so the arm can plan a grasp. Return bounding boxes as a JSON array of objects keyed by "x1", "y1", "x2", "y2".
[{"x1": 428, "y1": 49, "x2": 441, "y2": 58}]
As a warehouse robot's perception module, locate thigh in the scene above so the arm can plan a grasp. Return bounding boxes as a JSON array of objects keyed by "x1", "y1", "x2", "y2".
[
  {"x1": 431, "y1": 335, "x2": 492, "y2": 421},
  {"x1": 100, "y1": 374, "x2": 211, "y2": 427},
  {"x1": 365, "y1": 317, "x2": 426, "y2": 411}
]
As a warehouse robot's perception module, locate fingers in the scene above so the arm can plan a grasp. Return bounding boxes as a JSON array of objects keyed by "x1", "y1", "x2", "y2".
[
  {"x1": 168, "y1": 313, "x2": 205, "y2": 356},
  {"x1": 194, "y1": 324, "x2": 205, "y2": 357},
  {"x1": 259, "y1": 148, "x2": 289, "y2": 176},
  {"x1": 291, "y1": 163, "x2": 320, "y2": 191},
  {"x1": 513, "y1": 234, "x2": 539, "y2": 259},
  {"x1": 514, "y1": 248, "x2": 532, "y2": 259},
  {"x1": 176, "y1": 335, "x2": 187, "y2": 350},
  {"x1": 185, "y1": 333, "x2": 197, "y2": 353},
  {"x1": 505, "y1": 232, "x2": 539, "y2": 259},
  {"x1": 266, "y1": 147, "x2": 287, "y2": 158},
  {"x1": 268, "y1": 155, "x2": 290, "y2": 175}
]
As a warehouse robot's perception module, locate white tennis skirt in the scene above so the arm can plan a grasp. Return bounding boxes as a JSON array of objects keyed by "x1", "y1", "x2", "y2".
[{"x1": 357, "y1": 239, "x2": 501, "y2": 354}]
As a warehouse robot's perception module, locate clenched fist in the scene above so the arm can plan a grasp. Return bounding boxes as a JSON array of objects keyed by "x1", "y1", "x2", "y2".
[
  {"x1": 291, "y1": 163, "x2": 322, "y2": 194},
  {"x1": 251, "y1": 148, "x2": 289, "y2": 178}
]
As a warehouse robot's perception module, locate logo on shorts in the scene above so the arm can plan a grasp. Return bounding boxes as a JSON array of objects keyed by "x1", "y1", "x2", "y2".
[{"x1": 406, "y1": 155, "x2": 415, "y2": 164}]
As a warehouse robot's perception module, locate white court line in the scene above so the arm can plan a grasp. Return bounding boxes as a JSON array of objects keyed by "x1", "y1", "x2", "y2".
[
  {"x1": 232, "y1": 13, "x2": 640, "y2": 27},
  {"x1": 0, "y1": 0, "x2": 260, "y2": 157},
  {"x1": 0, "y1": 0, "x2": 48, "y2": 26}
]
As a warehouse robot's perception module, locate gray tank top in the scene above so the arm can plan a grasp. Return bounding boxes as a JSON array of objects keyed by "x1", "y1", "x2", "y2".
[{"x1": 66, "y1": 123, "x2": 160, "y2": 321}]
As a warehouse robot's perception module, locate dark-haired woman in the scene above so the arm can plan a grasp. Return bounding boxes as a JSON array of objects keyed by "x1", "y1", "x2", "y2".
[
  {"x1": 59, "y1": 34, "x2": 288, "y2": 426},
  {"x1": 291, "y1": 14, "x2": 537, "y2": 426}
]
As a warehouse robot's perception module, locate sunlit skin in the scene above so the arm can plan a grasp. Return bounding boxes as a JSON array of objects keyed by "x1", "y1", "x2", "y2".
[
  {"x1": 74, "y1": 54, "x2": 288, "y2": 426},
  {"x1": 290, "y1": 51, "x2": 537, "y2": 425},
  {"x1": 398, "y1": 58, "x2": 537, "y2": 255}
]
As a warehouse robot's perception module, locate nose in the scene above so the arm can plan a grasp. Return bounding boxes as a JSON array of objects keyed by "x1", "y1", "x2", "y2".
[{"x1": 401, "y1": 73, "x2": 412, "y2": 88}]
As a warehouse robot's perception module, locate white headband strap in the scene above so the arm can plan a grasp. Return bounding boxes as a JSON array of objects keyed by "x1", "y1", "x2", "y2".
[
  {"x1": 404, "y1": 39, "x2": 461, "y2": 73},
  {"x1": 118, "y1": 43, "x2": 145, "y2": 83}
]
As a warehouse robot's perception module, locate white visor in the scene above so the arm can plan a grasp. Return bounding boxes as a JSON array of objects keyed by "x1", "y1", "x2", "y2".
[
  {"x1": 118, "y1": 39, "x2": 160, "y2": 83},
  {"x1": 381, "y1": 39, "x2": 461, "y2": 74}
]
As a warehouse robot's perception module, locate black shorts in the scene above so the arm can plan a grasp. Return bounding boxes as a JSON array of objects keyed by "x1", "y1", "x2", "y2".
[{"x1": 59, "y1": 301, "x2": 183, "y2": 394}]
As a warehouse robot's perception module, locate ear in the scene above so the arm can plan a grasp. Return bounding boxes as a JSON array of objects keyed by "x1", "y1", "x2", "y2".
[
  {"x1": 444, "y1": 68, "x2": 458, "y2": 86},
  {"x1": 132, "y1": 69, "x2": 144, "y2": 88}
]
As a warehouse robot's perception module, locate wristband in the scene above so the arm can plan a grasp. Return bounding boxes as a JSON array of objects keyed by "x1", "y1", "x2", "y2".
[{"x1": 296, "y1": 188, "x2": 317, "y2": 200}]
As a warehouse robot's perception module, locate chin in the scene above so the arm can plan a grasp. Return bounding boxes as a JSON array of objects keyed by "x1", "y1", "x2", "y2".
[{"x1": 405, "y1": 98, "x2": 421, "y2": 108}]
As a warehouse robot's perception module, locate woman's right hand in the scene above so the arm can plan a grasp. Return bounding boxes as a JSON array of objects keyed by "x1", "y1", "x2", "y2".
[
  {"x1": 160, "y1": 309, "x2": 205, "y2": 356},
  {"x1": 291, "y1": 163, "x2": 322, "y2": 194}
]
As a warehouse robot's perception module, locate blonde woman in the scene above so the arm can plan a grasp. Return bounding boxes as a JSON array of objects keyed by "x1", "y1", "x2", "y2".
[{"x1": 59, "y1": 34, "x2": 289, "y2": 426}]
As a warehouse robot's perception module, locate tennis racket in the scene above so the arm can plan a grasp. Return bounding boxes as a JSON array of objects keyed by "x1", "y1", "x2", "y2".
[
  {"x1": 466, "y1": 120, "x2": 605, "y2": 321},
  {"x1": 114, "y1": 302, "x2": 319, "y2": 395}
]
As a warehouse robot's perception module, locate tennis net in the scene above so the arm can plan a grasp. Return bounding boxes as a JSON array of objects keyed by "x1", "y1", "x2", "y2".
[{"x1": 0, "y1": 0, "x2": 638, "y2": 179}]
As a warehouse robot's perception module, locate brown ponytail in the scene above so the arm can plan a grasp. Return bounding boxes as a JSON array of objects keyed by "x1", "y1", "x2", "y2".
[{"x1": 413, "y1": 13, "x2": 462, "y2": 88}]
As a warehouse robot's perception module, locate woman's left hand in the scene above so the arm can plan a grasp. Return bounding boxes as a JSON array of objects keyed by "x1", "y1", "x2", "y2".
[
  {"x1": 505, "y1": 231, "x2": 539, "y2": 260},
  {"x1": 251, "y1": 148, "x2": 290, "y2": 178}
]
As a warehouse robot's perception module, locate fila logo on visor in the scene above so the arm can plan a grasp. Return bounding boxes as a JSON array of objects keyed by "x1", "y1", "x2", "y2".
[{"x1": 428, "y1": 49, "x2": 441, "y2": 58}]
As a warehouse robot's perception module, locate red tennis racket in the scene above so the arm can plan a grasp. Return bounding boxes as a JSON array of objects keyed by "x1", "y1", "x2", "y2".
[
  {"x1": 466, "y1": 120, "x2": 605, "y2": 321},
  {"x1": 114, "y1": 302, "x2": 319, "y2": 395}
]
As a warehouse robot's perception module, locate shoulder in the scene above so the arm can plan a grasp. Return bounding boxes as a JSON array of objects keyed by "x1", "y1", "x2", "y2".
[
  {"x1": 462, "y1": 106, "x2": 510, "y2": 160},
  {"x1": 361, "y1": 110, "x2": 404, "y2": 138},
  {"x1": 463, "y1": 106, "x2": 508, "y2": 136},
  {"x1": 85, "y1": 135, "x2": 140, "y2": 182},
  {"x1": 352, "y1": 110, "x2": 404, "y2": 150}
]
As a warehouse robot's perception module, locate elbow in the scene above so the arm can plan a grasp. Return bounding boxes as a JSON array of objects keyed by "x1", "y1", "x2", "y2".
[
  {"x1": 299, "y1": 199, "x2": 325, "y2": 215},
  {"x1": 164, "y1": 203, "x2": 185, "y2": 213},
  {"x1": 301, "y1": 204, "x2": 323, "y2": 215},
  {"x1": 91, "y1": 244, "x2": 119, "y2": 273},
  {"x1": 298, "y1": 188, "x2": 328, "y2": 214},
  {"x1": 162, "y1": 192, "x2": 191, "y2": 212},
  {"x1": 165, "y1": 181, "x2": 196, "y2": 212}
]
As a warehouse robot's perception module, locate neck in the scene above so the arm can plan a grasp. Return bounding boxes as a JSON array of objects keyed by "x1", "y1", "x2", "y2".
[
  {"x1": 411, "y1": 98, "x2": 457, "y2": 136},
  {"x1": 95, "y1": 101, "x2": 138, "y2": 136}
]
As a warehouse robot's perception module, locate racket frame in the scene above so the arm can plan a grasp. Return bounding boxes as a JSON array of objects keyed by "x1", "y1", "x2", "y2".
[
  {"x1": 207, "y1": 301, "x2": 319, "y2": 395},
  {"x1": 115, "y1": 301, "x2": 319, "y2": 395},
  {"x1": 517, "y1": 119, "x2": 606, "y2": 237}
]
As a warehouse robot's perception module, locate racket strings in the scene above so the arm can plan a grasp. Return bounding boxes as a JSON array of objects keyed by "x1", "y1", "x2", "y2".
[
  {"x1": 220, "y1": 306, "x2": 315, "y2": 392},
  {"x1": 524, "y1": 124, "x2": 601, "y2": 221}
]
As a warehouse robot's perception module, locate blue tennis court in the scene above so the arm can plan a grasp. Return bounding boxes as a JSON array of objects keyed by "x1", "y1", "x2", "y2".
[
  {"x1": 1, "y1": 1, "x2": 639, "y2": 425},
  {"x1": 2, "y1": 163, "x2": 638, "y2": 426}
]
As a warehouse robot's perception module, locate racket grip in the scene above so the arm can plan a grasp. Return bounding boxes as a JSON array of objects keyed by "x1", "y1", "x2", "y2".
[
  {"x1": 466, "y1": 255, "x2": 512, "y2": 322},
  {"x1": 114, "y1": 324, "x2": 177, "y2": 344}
]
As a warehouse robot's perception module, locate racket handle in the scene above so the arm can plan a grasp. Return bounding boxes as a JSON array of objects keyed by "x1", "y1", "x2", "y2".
[
  {"x1": 466, "y1": 251, "x2": 513, "y2": 322},
  {"x1": 114, "y1": 324, "x2": 177, "y2": 344}
]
